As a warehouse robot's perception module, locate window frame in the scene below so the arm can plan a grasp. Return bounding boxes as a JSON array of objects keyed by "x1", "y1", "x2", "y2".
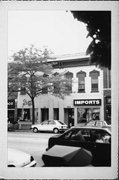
[
  {"x1": 89, "y1": 70, "x2": 100, "y2": 92},
  {"x1": 77, "y1": 71, "x2": 86, "y2": 93},
  {"x1": 65, "y1": 71, "x2": 73, "y2": 93}
]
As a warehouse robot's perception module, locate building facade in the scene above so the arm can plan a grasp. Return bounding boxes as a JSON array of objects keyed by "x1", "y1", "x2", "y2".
[
  {"x1": 103, "y1": 67, "x2": 111, "y2": 124},
  {"x1": 16, "y1": 53, "x2": 105, "y2": 128},
  {"x1": 8, "y1": 99, "x2": 15, "y2": 123}
]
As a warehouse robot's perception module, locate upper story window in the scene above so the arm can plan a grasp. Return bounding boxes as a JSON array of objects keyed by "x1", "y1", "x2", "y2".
[
  {"x1": 65, "y1": 71, "x2": 73, "y2": 93},
  {"x1": 77, "y1": 71, "x2": 86, "y2": 93},
  {"x1": 89, "y1": 70, "x2": 100, "y2": 92}
]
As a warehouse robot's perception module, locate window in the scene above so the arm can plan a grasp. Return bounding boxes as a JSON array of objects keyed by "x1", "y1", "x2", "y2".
[
  {"x1": 90, "y1": 70, "x2": 100, "y2": 92},
  {"x1": 41, "y1": 121, "x2": 48, "y2": 125},
  {"x1": 77, "y1": 108, "x2": 100, "y2": 123},
  {"x1": 77, "y1": 71, "x2": 86, "y2": 93},
  {"x1": 54, "y1": 108, "x2": 59, "y2": 120},
  {"x1": 92, "y1": 108, "x2": 100, "y2": 120},
  {"x1": 65, "y1": 72, "x2": 73, "y2": 93},
  {"x1": 90, "y1": 129, "x2": 111, "y2": 143},
  {"x1": 58, "y1": 121, "x2": 65, "y2": 125},
  {"x1": 48, "y1": 120, "x2": 56, "y2": 125}
]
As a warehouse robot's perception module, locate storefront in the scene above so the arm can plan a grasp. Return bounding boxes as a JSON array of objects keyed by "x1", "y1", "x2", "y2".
[
  {"x1": 73, "y1": 99, "x2": 102, "y2": 124},
  {"x1": 17, "y1": 98, "x2": 38, "y2": 129},
  {"x1": 64, "y1": 108, "x2": 74, "y2": 127},
  {"x1": 8, "y1": 99, "x2": 15, "y2": 123},
  {"x1": 104, "y1": 96, "x2": 111, "y2": 124}
]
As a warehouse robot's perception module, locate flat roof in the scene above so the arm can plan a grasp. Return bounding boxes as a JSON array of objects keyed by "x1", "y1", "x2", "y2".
[{"x1": 48, "y1": 52, "x2": 90, "y2": 62}]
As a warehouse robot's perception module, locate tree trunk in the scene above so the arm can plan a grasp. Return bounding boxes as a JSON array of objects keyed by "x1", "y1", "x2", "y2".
[{"x1": 31, "y1": 97, "x2": 35, "y2": 124}]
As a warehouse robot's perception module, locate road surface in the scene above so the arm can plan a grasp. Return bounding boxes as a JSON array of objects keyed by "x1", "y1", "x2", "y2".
[{"x1": 8, "y1": 131, "x2": 55, "y2": 167}]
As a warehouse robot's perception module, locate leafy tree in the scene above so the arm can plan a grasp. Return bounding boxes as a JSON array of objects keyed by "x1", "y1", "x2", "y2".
[
  {"x1": 71, "y1": 11, "x2": 111, "y2": 69},
  {"x1": 8, "y1": 45, "x2": 71, "y2": 124}
]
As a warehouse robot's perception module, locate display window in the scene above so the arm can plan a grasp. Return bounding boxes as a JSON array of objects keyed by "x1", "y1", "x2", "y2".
[
  {"x1": 17, "y1": 108, "x2": 30, "y2": 121},
  {"x1": 77, "y1": 108, "x2": 100, "y2": 123}
]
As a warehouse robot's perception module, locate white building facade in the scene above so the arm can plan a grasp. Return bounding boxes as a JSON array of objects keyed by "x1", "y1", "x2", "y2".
[{"x1": 17, "y1": 54, "x2": 104, "y2": 128}]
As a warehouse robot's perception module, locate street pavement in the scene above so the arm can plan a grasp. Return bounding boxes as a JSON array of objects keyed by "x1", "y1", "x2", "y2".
[{"x1": 7, "y1": 130, "x2": 55, "y2": 167}]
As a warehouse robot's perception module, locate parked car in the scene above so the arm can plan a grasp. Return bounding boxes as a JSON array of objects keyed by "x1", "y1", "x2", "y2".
[
  {"x1": 31, "y1": 120, "x2": 68, "y2": 133},
  {"x1": 45, "y1": 126, "x2": 111, "y2": 166},
  {"x1": 8, "y1": 148, "x2": 36, "y2": 167},
  {"x1": 85, "y1": 120, "x2": 111, "y2": 131},
  {"x1": 85, "y1": 120, "x2": 108, "y2": 127}
]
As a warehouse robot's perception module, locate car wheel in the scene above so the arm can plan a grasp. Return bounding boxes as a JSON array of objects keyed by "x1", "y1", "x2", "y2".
[
  {"x1": 33, "y1": 127, "x2": 38, "y2": 133},
  {"x1": 53, "y1": 128, "x2": 59, "y2": 134}
]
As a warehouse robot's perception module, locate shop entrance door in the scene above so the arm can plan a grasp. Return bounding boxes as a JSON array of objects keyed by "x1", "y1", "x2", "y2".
[
  {"x1": 41, "y1": 108, "x2": 49, "y2": 122},
  {"x1": 64, "y1": 108, "x2": 74, "y2": 128}
]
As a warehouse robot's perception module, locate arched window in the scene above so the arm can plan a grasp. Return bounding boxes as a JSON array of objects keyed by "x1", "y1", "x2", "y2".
[
  {"x1": 77, "y1": 71, "x2": 86, "y2": 93},
  {"x1": 65, "y1": 71, "x2": 73, "y2": 93},
  {"x1": 89, "y1": 70, "x2": 100, "y2": 92}
]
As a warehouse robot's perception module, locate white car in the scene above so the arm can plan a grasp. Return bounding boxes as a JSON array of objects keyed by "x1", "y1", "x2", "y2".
[
  {"x1": 31, "y1": 120, "x2": 68, "y2": 133},
  {"x1": 85, "y1": 120, "x2": 108, "y2": 127},
  {"x1": 8, "y1": 148, "x2": 36, "y2": 167}
]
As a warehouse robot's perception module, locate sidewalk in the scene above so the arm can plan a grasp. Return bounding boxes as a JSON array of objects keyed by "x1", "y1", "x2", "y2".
[{"x1": 8, "y1": 129, "x2": 32, "y2": 133}]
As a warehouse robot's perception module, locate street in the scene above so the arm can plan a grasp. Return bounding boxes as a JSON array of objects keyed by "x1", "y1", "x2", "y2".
[{"x1": 8, "y1": 131, "x2": 55, "y2": 167}]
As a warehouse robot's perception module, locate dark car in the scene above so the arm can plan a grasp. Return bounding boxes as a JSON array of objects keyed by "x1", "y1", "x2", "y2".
[{"x1": 45, "y1": 126, "x2": 111, "y2": 166}]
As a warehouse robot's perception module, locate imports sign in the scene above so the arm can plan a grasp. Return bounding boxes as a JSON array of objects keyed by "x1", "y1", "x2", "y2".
[
  {"x1": 8, "y1": 99, "x2": 15, "y2": 109},
  {"x1": 74, "y1": 99, "x2": 101, "y2": 106}
]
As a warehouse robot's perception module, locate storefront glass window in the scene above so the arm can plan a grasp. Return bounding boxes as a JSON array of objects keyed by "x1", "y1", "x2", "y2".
[
  {"x1": 17, "y1": 108, "x2": 30, "y2": 121},
  {"x1": 77, "y1": 108, "x2": 100, "y2": 123}
]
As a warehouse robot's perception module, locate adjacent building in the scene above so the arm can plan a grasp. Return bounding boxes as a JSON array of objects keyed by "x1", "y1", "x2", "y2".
[{"x1": 103, "y1": 67, "x2": 111, "y2": 124}]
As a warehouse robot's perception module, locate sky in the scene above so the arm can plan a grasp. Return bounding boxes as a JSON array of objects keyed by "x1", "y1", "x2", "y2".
[{"x1": 8, "y1": 10, "x2": 92, "y2": 57}]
